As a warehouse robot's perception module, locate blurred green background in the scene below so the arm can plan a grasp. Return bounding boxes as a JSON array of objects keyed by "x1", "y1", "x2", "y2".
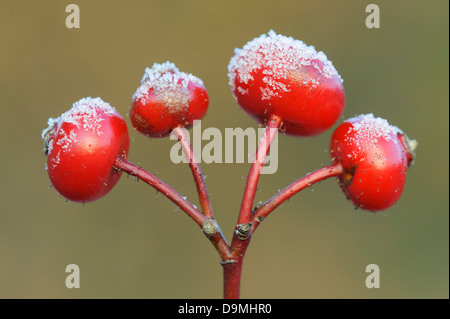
[{"x1": 0, "y1": 0, "x2": 448, "y2": 298}]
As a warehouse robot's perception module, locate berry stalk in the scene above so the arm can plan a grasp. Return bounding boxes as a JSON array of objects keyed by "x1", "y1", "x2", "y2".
[
  {"x1": 251, "y1": 163, "x2": 344, "y2": 232},
  {"x1": 223, "y1": 163, "x2": 344, "y2": 299},
  {"x1": 114, "y1": 157, "x2": 232, "y2": 262},
  {"x1": 172, "y1": 126, "x2": 214, "y2": 219},
  {"x1": 114, "y1": 157, "x2": 206, "y2": 226},
  {"x1": 223, "y1": 114, "x2": 281, "y2": 299},
  {"x1": 236, "y1": 114, "x2": 282, "y2": 226}
]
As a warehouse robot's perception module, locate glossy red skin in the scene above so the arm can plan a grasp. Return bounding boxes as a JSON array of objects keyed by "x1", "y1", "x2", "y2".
[
  {"x1": 130, "y1": 80, "x2": 209, "y2": 138},
  {"x1": 330, "y1": 122, "x2": 409, "y2": 211},
  {"x1": 232, "y1": 61, "x2": 345, "y2": 136},
  {"x1": 47, "y1": 111, "x2": 129, "y2": 203}
]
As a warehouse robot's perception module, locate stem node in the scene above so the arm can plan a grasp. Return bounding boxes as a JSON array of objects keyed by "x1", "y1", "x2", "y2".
[
  {"x1": 235, "y1": 222, "x2": 252, "y2": 240},
  {"x1": 202, "y1": 218, "x2": 219, "y2": 237}
]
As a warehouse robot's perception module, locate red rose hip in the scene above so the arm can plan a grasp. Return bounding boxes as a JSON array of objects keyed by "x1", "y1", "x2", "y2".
[
  {"x1": 228, "y1": 30, "x2": 345, "y2": 136},
  {"x1": 130, "y1": 62, "x2": 209, "y2": 138},
  {"x1": 330, "y1": 114, "x2": 416, "y2": 211},
  {"x1": 42, "y1": 97, "x2": 130, "y2": 203}
]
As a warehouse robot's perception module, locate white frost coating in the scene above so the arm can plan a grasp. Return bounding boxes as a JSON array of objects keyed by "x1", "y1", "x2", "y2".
[
  {"x1": 41, "y1": 117, "x2": 58, "y2": 140},
  {"x1": 345, "y1": 113, "x2": 403, "y2": 147},
  {"x1": 228, "y1": 30, "x2": 343, "y2": 100},
  {"x1": 51, "y1": 150, "x2": 61, "y2": 169},
  {"x1": 140, "y1": 61, "x2": 180, "y2": 83},
  {"x1": 42, "y1": 97, "x2": 117, "y2": 157},
  {"x1": 56, "y1": 128, "x2": 78, "y2": 151},
  {"x1": 65, "y1": 97, "x2": 116, "y2": 135},
  {"x1": 237, "y1": 86, "x2": 249, "y2": 95},
  {"x1": 261, "y1": 76, "x2": 290, "y2": 100},
  {"x1": 132, "y1": 62, "x2": 204, "y2": 114}
]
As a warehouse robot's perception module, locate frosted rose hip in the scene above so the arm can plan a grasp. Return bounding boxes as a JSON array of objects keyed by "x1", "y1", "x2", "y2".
[
  {"x1": 228, "y1": 30, "x2": 345, "y2": 136},
  {"x1": 42, "y1": 97, "x2": 130, "y2": 203},
  {"x1": 330, "y1": 114, "x2": 416, "y2": 211},
  {"x1": 130, "y1": 62, "x2": 209, "y2": 138}
]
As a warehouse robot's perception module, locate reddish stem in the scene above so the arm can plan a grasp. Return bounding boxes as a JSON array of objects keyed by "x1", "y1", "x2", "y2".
[
  {"x1": 222, "y1": 257, "x2": 243, "y2": 299},
  {"x1": 114, "y1": 157, "x2": 206, "y2": 226},
  {"x1": 225, "y1": 163, "x2": 344, "y2": 299},
  {"x1": 236, "y1": 114, "x2": 282, "y2": 225},
  {"x1": 224, "y1": 239, "x2": 248, "y2": 299},
  {"x1": 116, "y1": 128, "x2": 343, "y2": 299},
  {"x1": 172, "y1": 126, "x2": 214, "y2": 219},
  {"x1": 223, "y1": 114, "x2": 282, "y2": 299},
  {"x1": 114, "y1": 157, "x2": 233, "y2": 263},
  {"x1": 251, "y1": 163, "x2": 344, "y2": 232}
]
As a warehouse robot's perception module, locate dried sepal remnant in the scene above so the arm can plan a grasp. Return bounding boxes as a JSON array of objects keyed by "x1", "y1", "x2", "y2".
[
  {"x1": 399, "y1": 133, "x2": 418, "y2": 167},
  {"x1": 42, "y1": 117, "x2": 59, "y2": 156}
]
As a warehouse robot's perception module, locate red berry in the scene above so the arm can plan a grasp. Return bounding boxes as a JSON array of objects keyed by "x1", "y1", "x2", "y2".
[
  {"x1": 228, "y1": 30, "x2": 345, "y2": 136},
  {"x1": 42, "y1": 97, "x2": 130, "y2": 203},
  {"x1": 330, "y1": 114, "x2": 416, "y2": 211},
  {"x1": 130, "y1": 62, "x2": 209, "y2": 138}
]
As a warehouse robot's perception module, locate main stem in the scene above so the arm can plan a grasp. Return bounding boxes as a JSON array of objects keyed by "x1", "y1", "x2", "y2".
[
  {"x1": 222, "y1": 257, "x2": 243, "y2": 299},
  {"x1": 223, "y1": 114, "x2": 282, "y2": 299}
]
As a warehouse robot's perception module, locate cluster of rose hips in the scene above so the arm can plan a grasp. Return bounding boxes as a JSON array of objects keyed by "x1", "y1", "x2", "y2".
[
  {"x1": 42, "y1": 30, "x2": 416, "y2": 297},
  {"x1": 43, "y1": 30, "x2": 415, "y2": 211}
]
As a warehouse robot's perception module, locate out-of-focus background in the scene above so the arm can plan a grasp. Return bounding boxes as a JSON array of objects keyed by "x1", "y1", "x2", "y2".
[{"x1": 0, "y1": 0, "x2": 448, "y2": 298}]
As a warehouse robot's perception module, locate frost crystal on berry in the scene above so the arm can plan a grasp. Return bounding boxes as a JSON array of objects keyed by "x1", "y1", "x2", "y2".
[
  {"x1": 132, "y1": 61, "x2": 205, "y2": 114},
  {"x1": 228, "y1": 30, "x2": 343, "y2": 100},
  {"x1": 41, "y1": 97, "x2": 118, "y2": 157},
  {"x1": 140, "y1": 61, "x2": 180, "y2": 83},
  {"x1": 345, "y1": 113, "x2": 403, "y2": 146}
]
